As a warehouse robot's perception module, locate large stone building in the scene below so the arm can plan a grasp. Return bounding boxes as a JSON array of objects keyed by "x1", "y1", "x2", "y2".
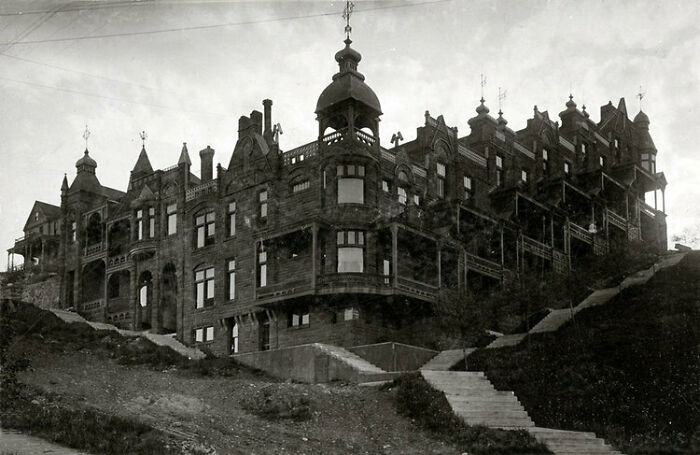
[{"x1": 8, "y1": 36, "x2": 667, "y2": 356}]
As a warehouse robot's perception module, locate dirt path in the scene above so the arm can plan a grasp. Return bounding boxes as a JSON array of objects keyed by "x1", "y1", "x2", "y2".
[{"x1": 18, "y1": 347, "x2": 458, "y2": 455}]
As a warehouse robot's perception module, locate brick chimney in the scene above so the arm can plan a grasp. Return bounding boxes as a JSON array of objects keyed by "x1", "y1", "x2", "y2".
[
  {"x1": 199, "y1": 146, "x2": 215, "y2": 182},
  {"x1": 263, "y1": 99, "x2": 272, "y2": 137},
  {"x1": 250, "y1": 110, "x2": 263, "y2": 135}
]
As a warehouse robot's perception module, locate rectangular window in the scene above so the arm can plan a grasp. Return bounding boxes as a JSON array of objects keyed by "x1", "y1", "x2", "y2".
[
  {"x1": 495, "y1": 155, "x2": 504, "y2": 186},
  {"x1": 398, "y1": 186, "x2": 407, "y2": 205},
  {"x1": 383, "y1": 259, "x2": 391, "y2": 284},
  {"x1": 344, "y1": 307, "x2": 359, "y2": 321},
  {"x1": 194, "y1": 326, "x2": 214, "y2": 343},
  {"x1": 337, "y1": 164, "x2": 365, "y2": 204},
  {"x1": 227, "y1": 259, "x2": 236, "y2": 300},
  {"x1": 228, "y1": 201, "x2": 236, "y2": 237},
  {"x1": 436, "y1": 162, "x2": 445, "y2": 198},
  {"x1": 258, "y1": 248, "x2": 267, "y2": 287},
  {"x1": 136, "y1": 209, "x2": 143, "y2": 241},
  {"x1": 288, "y1": 306, "x2": 310, "y2": 327},
  {"x1": 337, "y1": 231, "x2": 364, "y2": 273},
  {"x1": 71, "y1": 222, "x2": 76, "y2": 242},
  {"x1": 382, "y1": 180, "x2": 390, "y2": 192},
  {"x1": 496, "y1": 155, "x2": 503, "y2": 168},
  {"x1": 521, "y1": 170, "x2": 528, "y2": 182},
  {"x1": 564, "y1": 162, "x2": 571, "y2": 175},
  {"x1": 195, "y1": 210, "x2": 215, "y2": 248},
  {"x1": 259, "y1": 190, "x2": 268, "y2": 218},
  {"x1": 231, "y1": 323, "x2": 239, "y2": 353},
  {"x1": 413, "y1": 194, "x2": 420, "y2": 205},
  {"x1": 195, "y1": 267, "x2": 215, "y2": 308},
  {"x1": 581, "y1": 143, "x2": 587, "y2": 155},
  {"x1": 166, "y1": 204, "x2": 177, "y2": 235},
  {"x1": 148, "y1": 207, "x2": 155, "y2": 238},
  {"x1": 463, "y1": 175, "x2": 472, "y2": 190},
  {"x1": 599, "y1": 156, "x2": 605, "y2": 167}
]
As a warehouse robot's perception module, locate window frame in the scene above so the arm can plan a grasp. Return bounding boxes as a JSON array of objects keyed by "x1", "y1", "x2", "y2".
[
  {"x1": 195, "y1": 266, "x2": 215, "y2": 309},
  {"x1": 337, "y1": 164, "x2": 365, "y2": 205},
  {"x1": 227, "y1": 259, "x2": 236, "y2": 300},
  {"x1": 436, "y1": 162, "x2": 446, "y2": 198},
  {"x1": 227, "y1": 201, "x2": 236, "y2": 237},
  {"x1": 166, "y1": 203, "x2": 177, "y2": 236},
  {"x1": 195, "y1": 209, "x2": 216, "y2": 249},
  {"x1": 194, "y1": 325, "x2": 214, "y2": 343},
  {"x1": 337, "y1": 230, "x2": 365, "y2": 273}
]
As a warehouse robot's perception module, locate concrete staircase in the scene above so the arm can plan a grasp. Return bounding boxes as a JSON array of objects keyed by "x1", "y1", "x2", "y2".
[
  {"x1": 48, "y1": 308, "x2": 205, "y2": 360},
  {"x1": 313, "y1": 343, "x2": 395, "y2": 382},
  {"x1": 421, "y1": 370, "x2": 623, "y2": 454},
  {"x1": 420, "y1": 348, "x2": 475, "y2": 371},
  {"x1": 485, "y1": 252, "x2": 688, "y2": 348}
]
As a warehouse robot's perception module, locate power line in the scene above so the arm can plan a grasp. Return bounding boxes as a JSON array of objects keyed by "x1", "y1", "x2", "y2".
[
  {"x1": 0, "y1": 0, "x2": 451, "y2": 46},
  {"x1": 0, "y1": 75, "x2": 228, "y2": 117},
  {"x1": 0, "y1": 52, "x2": 165, "y2": 92},
  {"x1": 0, "y1": 0, "x2": 153, "y2": 17}
]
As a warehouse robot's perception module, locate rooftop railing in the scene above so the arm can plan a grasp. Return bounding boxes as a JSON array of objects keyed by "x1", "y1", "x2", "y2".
[{"x1": 185, "y1": 180, "x2": 218, "y2": 202}]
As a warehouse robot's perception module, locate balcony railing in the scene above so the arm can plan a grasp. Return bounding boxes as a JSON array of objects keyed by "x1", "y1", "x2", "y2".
[
  {"x1": 82, "y1": 298, "x2": 104, "y2": 312},
  {"x1": 607, "y1": 209, "x2": 627, "y2": 230},
  {"x1": 106, "y1": 253, "x2": 130, "y2": 270},
  {"x1": 322, "y1": 128, "x2": 346, "y2": 146},
  {"x1": 396, "y1": 276, "x2": 438, "y2": 300},
  {"x1": 283, "y1": 141, "x2": 318, "y2": 165},
  {"x1": 83, "y1": 242, "x2": 104, "y2": 257},
  {"x1": 354, "y1": 128, "x2": 376, "y2": 146},
  {"x1": 638, "y1": 200, "x2": 656, "y2": 219},
  {"x1": 569, "y1": 222, "x2": 593, "y2": 245},
  {"x1": 520, "y1": 235, "x2": 553, "y2": 260},
  {"x1": 256, "y1": 279, "x2": 312, "y2": 301},
  {"x1": 185, "y1": 180, "x2": 218, "y2": 202},
  {"x1": 465, "y1": 252, "x2": 502, "y2": 280}
]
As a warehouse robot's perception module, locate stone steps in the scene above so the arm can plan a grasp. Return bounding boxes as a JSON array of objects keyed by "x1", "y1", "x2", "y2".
[
  {"x1": 48, "y1": 308, "x2": 205, "y2": 360},
  {"x1": 485, "y1": 333, "x2": 526, "y2": 349},
  {"x1": 530, "y1": 308, "x2": 575, "y2": 333},
  {"x1": 421, "y1": 370, "x2": 624, "y2": 454},
  {"x1": 420, "y1": 348, "x2": 474, "y2": 371}
]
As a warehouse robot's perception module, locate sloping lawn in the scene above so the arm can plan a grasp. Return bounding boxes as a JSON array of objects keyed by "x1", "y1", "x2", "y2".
[{"x1": 468, "y1": 252, "x2": 700, "y2": 454}]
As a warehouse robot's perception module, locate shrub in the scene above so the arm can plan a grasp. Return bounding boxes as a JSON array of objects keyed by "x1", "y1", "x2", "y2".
[
  {"x1": 240, "y1": 385, "x2": 311, "y2": 421},
  {"x1": 393, "y1": 373, "x2": 550, "y2": 454}
]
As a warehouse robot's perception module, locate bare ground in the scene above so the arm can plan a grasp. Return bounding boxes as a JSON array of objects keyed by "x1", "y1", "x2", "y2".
[{"x1": 18, "y1": 342, "x2": 459, "y2": 455}]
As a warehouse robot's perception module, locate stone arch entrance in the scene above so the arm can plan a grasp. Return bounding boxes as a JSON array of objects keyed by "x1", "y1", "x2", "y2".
[
  {"x1": 81, "y1": 259, "x2": 105, "y2": 319},
  {"x1": 161, "y1": 263, "x2": 177, "y2": 333},
  {"x1": 106, "y1": 269, "x2": 130, "y2": 326}
]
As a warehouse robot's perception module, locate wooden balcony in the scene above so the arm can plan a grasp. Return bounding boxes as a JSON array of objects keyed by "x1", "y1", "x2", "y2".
[
  {"x1": 83, "y1": 242, "x2": 105, "y2": 259},
  {"x1": 638, "y1": 200, "x2": 657, "y2": 219},
  {"x1": 395, "y1": 276, "x2": 438, "y2": 302},
  {"x1": 520, "y1": 235, "x2": 553, "y2": 260},
  {"x1": 256, "y1": 279, "x2": 313, "y2": 302},
  {"x1": 465, "y1": 252, "x2": 502, "y2": 280},
  {"x1": 569, "y1": 222, "x2": 593, "y2": 245},
  {"x1": 607, "y1": 209, "x2": 627, "y2": 231}
]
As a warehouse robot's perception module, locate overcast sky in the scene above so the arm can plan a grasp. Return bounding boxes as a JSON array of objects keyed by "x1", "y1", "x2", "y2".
[{"x1": 1, "y1": 0, "x2": 698, "y2": 270}]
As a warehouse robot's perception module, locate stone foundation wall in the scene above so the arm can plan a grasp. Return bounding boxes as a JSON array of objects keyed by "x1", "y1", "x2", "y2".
[{"x1": 21, "y1": 276, "x2": 60, "y2": 309}]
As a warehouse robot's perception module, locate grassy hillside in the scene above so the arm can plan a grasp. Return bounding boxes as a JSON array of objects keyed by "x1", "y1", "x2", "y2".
[{"x1": 467, "y1": 252, "x2": 700, "y2": 454}]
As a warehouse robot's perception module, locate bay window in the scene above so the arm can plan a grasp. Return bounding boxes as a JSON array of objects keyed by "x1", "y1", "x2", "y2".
[
  {"x1": 337, "y1": 230, "x2": 364, "y2": 273},
  {"x1": 337, "y1": 164, "x2": 365, "y2": 204}
]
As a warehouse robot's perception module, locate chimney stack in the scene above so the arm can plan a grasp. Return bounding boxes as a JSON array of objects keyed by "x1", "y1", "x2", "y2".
[
  {"x1": 263, "y1": 99, "x2": 272, "y2": 137},
  {"x1": 199, "y1": 146, "x2": 215, "y2": 182},
  {"x1": 250, "y1": 110, "x2": 263, "y2": 135}
]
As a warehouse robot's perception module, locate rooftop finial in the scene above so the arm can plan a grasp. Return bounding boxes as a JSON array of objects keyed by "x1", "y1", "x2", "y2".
[
  {"x1": 82, "y1": 124, "x2": 90, "y2": 150},
  {"x1": 139, "y1": 130, "x2": 148, "y2": 149},
  {"x1": 480, "y1": 73, "x2": 487, "y2": 100},
  {"x1": 342, "y1": 1, "x2": 355, "y2": 40},
  {"x1": 498, "y1": 86, "x2": 507, "y2": 112},
  {"x1": 637, "y1": 85, "x2": 645, "y2": 111}
]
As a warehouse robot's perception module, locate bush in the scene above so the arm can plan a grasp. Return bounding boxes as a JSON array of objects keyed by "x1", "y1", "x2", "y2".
[{"x1": 393, "y1": 373, "x2": 550, "y2": 454}]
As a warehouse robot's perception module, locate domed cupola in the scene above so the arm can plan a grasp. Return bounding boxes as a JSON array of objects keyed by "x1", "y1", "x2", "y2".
[
  {"x1": 315, "y1": 38, "x2": 382, "y2": 137},
  {"x1": 75, "y1": 149, "x2": 97, "y2": 174}
]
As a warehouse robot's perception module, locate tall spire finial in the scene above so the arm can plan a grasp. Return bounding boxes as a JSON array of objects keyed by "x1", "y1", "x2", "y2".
[
  {"x1": 139, "y1": 130, "x2": 148, "y2": 148},
  {"x1": 342, "y1": 1, "x2": 355, "y2": 40},
  {"x1": 637, "y1": 85, "x2": 645, "y2": 111},
  {"x1": 498, "y1": 86, "x2": 507, "y2": 111},
  {"x1": 82, "y1": 124, "x2": 90, "y2": 150},
  {"x1": 480, "y1": 73, "x2": 487, "y2": 100}
]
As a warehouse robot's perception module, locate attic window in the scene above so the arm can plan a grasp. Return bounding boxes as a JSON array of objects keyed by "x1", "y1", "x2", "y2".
[{"x1": 35, "y1": 212, "x2": 39, "y2": 221}]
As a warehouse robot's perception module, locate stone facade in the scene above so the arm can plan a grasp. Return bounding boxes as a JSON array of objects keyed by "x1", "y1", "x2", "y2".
[{"x1": 8, "y1": 37, "x2": 668, "y2": 356}]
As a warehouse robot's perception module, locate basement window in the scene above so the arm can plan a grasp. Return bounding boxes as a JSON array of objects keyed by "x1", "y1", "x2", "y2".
[
  {"x1": 195, "y1": 326, "x2": 214, "y2": 343},
  {"x1": 288, "y1": 305, "x2": 310, "y2": 327}
]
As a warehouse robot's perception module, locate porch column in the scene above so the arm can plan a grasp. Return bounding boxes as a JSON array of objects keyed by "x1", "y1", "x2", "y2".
[
  {"x1": 104, "y1": 272, "x2": 110, "y2": 322},
  {"x1": 129, "y1": 266, "x2": 138, "y2": 330},
  {"x1": 311, "y1": 223, "x2": 319, "y2": 289},
  {"x1": 662, "y1": 188, "x2": 666, "y2": 214},
  {"x1": 391, "y1": 224, "x2": 398, "y2": 288},
  {"x1": 40, "y1": 239, "x2": 46, "y2": 272},
  {"x1": 436, "y1": 242, "x2": 442, "y2": 289},
  {"x1": 500, "y1": 227, "x2": 504, "y2": 266},
  {"x1": 654, "y1": 189, "x2": 658, "y2": 211}
]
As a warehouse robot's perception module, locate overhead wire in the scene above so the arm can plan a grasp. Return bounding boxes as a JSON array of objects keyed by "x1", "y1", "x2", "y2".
[
  {"x1": 0, "y1": 0, "x2": 154, "y2": 17},
  {"x1": 0, "y1": 0, "x2": 452, "y2": 46}
]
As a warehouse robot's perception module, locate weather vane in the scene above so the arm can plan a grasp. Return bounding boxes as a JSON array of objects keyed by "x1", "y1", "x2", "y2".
[
  {"x1": 140, "y1": 130, "x2": 148, "y2": 148},
  {"x1": 480, "y1": 73, "x2": 487, "y2": 101},
  {"x1": 498, "y1": 87, "x2": 507, "y2": 111},
  {"x1": 637, "y1": 85, "x2": 645, "y2": 111},
  {"x1": 342, "y1": 1, "x2": 355, "y2": 40},
  {"x1": 82, "y1": 124, "x2": 90, "y2": 150}
]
